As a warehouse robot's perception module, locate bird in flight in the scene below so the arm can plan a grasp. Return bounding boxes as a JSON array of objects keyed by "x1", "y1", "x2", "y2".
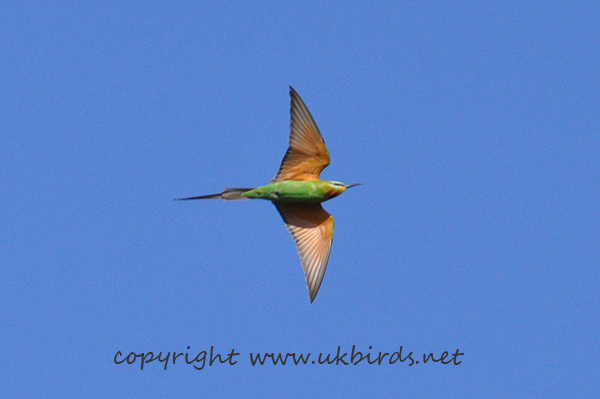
[{"x1": 177, "y1": 87, "x2": 360, "y2": 303}]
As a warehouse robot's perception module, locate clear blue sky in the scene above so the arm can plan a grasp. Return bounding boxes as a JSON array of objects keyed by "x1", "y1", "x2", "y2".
[{"x1": 2, "y1": 1, "x2": 598, "y2": 397}]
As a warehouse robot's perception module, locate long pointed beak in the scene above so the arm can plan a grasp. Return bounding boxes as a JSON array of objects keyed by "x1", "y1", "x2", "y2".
[{"x1": 344, "y1": 183, "x2": 363, "y2": 189}]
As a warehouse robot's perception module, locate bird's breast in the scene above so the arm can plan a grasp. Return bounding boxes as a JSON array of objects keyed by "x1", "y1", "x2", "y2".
[{"x1": 243, "y1": 180, "x2": 338, "y2": 203}]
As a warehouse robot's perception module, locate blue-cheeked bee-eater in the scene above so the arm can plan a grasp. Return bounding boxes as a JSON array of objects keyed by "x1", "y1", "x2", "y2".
[{"x1": 177, "y1": 87, "x2": 360, "y2": 303}]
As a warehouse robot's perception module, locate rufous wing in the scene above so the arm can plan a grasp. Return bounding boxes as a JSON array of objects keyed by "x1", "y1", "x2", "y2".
[
  {"x1": 275, "y1": 203, "x2": 335, "y2": 303},
  {"x1": 271, "y1": 87, "x2": 331, "y2": 182}
]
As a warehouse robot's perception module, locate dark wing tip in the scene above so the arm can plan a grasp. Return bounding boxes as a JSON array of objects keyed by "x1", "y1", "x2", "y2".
[{"x1": 289, "y1": 86, "x2": 300, "y2": 102}]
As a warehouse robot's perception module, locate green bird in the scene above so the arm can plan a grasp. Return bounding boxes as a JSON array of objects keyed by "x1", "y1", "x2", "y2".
[{"x1": 177, "y1": 87, "x2": 360, "y2": 303}]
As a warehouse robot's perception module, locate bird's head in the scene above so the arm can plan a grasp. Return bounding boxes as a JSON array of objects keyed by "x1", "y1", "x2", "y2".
[{"x1": 328, "y1": 181, "x2": 363, "y2": 196}]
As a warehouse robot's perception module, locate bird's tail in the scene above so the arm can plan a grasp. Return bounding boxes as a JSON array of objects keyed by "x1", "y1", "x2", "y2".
[{"x1": 174, "y1": 187, "x2": 255, "y2": 201}]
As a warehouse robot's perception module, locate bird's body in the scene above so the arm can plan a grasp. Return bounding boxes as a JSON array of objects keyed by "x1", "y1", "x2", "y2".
[
  {"x1": 243, "y1": 180, "x2": 348, "y2": 203},
  {"x1": 177, "y1": 87, "x2": 359, "y2": 303}
]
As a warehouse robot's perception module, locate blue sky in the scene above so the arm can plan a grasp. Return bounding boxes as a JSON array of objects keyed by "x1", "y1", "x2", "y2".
[{"x1": 1, "y1": 1, "x2": 598, "y2": 397}]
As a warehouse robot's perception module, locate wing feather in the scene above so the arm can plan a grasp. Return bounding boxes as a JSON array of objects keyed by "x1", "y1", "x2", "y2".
[
  {"x1": 271, "y1": 87, "x2": 331, "y2": 182},
  {"x1": 275, "y1": 203, "x2": 335, "y2": 303}
]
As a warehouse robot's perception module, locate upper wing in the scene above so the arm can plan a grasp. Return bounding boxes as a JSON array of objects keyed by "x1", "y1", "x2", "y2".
[
  {"x1": 271, "y1": 87, "x2": 331, "y2": 182},
  {"x1": 275, "y1": 203, "x2": 335, "y2": 303}
]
